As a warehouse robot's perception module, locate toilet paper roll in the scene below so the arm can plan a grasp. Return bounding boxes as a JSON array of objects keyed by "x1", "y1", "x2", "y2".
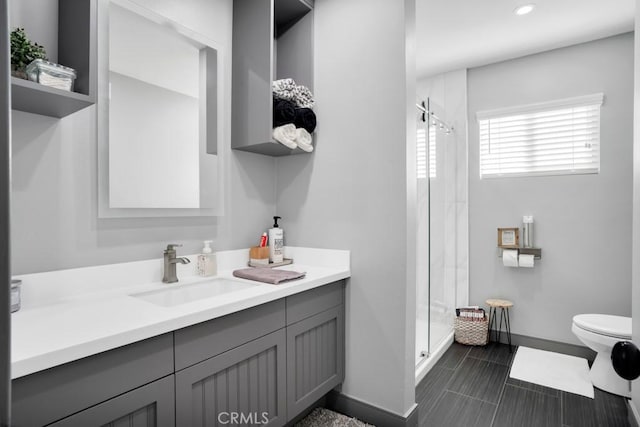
[
  {"x1": 502, "y1": 249, "x2": 519, "y2": 267},
  {"x1": 519, "y1": 254, "x2": 535, "y2": 268}
]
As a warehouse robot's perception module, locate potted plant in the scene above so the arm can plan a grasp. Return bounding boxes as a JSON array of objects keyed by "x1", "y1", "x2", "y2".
[{"x1": 10, "y1": 28, "x2": 47, "y2": 79}]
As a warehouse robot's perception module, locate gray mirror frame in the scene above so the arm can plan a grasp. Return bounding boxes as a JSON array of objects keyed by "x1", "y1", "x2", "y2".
[{"x1": 97, "y1": 0, "x2": 226, "y2": 218}]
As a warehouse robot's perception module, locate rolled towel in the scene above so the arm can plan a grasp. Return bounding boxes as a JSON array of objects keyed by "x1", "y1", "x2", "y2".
[
  {"x1": 294, "y1": 108, "x2": 317, "y2": 134},
  {"x1": 272, "y1": 78, "x2": 297, "y2": 101},
  {"x1": 272, "y1": 124, "x2": 297, "y2": 149},
  {"x1": 273, "y1": 97, "x2": 296, "y2": 127},
  {"x1": 295, "y1": 128, "x2": 314, "y2": 152},
  {"x1": 291, "y1": 84, "x2": 315, "y2": 108}
]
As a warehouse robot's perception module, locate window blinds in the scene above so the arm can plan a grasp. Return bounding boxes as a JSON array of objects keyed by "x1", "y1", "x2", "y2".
[
  {"x1": 417, "y1": 125, "x2": 436, "y2": 179},
  {"x1": 477, "y1": 94, "x2": 603, "y2": 178}
]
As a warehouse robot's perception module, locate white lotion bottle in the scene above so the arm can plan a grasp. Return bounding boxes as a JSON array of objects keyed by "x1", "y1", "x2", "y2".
[
  {"x1": 268, "y1": 216, "x2": 284, "y2": 263},
  {"x1": 197, "y1": 240, "x2": 217, "y2": 276}
]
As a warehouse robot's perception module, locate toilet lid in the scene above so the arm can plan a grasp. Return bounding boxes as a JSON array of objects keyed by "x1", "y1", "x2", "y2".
[{"x1": 573, "y1": 314, "x2": 632, "y2": 339}]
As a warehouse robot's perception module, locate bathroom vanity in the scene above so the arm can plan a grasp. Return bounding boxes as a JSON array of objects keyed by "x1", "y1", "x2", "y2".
[{"x1": 10, "y1": 247, "x2": 349, "y2": 427}]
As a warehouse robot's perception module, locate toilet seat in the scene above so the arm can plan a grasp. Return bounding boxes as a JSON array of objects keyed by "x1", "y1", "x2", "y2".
[{"x1": 573, "y1": 314, "x2": 631, "y2": 339}]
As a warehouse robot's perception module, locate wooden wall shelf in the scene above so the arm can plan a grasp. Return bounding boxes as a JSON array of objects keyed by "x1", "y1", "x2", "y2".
[{"x1": 497, "y1": 247, "x2": 542, "y2": 260}]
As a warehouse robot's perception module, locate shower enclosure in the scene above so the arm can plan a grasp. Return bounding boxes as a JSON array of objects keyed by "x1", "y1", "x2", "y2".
[{"x1": 415, "y1": 96, "x2": 462, "y2": 382}]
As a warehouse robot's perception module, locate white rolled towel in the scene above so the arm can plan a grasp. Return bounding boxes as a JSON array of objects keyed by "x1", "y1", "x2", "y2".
[
  {"x1": 295, "y1": 128, "x2": 314, "y2": 152},
  {"x1": 273, "y1": 124, "x2": 297, "y2": 149}
]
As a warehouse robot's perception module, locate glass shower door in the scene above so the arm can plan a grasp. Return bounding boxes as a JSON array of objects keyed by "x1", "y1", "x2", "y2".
[
  {"x1": 416, "y1": 98, "x2": 456, "y2": 366},
  {"x1": 428, "y1": 99, "x2": 456, "y2": 353},
  {"x1": 415, "y1": 116, "x2": 430, "y2": 364}
]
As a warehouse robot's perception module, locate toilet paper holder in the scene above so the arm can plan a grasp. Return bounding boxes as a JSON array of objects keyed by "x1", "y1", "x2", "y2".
[{"x1": 497, "y1": 247, "x2": 542, "y2": 260}]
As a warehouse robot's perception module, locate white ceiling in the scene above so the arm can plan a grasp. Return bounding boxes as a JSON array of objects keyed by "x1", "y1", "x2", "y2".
[{"x1": 416, "y1": 0, "x2": 635, "y2": 78}]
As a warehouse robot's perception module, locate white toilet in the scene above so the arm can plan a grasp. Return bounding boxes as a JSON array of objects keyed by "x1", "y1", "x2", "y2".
[{"x1": 572, "y1": 314, "x2": 632, "y2": 397}]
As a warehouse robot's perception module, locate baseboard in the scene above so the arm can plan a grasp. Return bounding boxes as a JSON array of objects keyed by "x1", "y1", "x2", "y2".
[
  {"x1": 325, "y1": 391, "x2": 418, "y2": 427},
  {"x1": 489, "y1": 330, "x2": 596, "y2": 361},
  {"x1": 628, "y1": 399, "x2": 640, "y2": 427}
]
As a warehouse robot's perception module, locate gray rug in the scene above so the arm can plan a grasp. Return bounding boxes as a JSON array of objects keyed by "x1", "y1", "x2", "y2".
[{"x1": 295, "y1": 408, "x2": 375, "y2": 427}]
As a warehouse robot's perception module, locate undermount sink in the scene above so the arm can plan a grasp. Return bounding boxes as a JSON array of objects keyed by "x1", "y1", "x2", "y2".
[{"x1": 130, "y1": 278, "x2": 258, "y2": 307}]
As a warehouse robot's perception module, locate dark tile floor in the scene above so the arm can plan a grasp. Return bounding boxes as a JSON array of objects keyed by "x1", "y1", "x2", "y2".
[{"x1": 416, "y1": 342, "x2": 631, "y2": 427}]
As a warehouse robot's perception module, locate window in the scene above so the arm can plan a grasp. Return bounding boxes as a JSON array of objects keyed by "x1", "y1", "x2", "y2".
[
  {"x1": 417, "y1": 125, "x2": 436, "y2": 179},
  {"x1": 477, "y1": 94, "x2": 603, "y2": 178}
]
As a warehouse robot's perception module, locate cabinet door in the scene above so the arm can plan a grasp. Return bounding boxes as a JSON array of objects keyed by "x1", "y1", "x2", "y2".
[
  {"x1": 286, "y1": 305, "x2": 344, "y2": 421},
  {"x1": 49, "y1": 375, "x2": 175, "y2": 427},
  {"x1": 176, "y1": 329, "x2": 286, "y2": 427}
]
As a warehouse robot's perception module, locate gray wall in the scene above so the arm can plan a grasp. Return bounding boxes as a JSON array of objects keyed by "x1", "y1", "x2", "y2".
[
  {"x1": 632, "y1": 1, "x2": 640, "y2": 418},
  {"x1": 10, "y1": 0, "x2": 277, "y2": 275},
  {"x1": 1, "y1": 0, "x2": 11, "y2": 423},
  {"x1": 468, "y1": 33, "x2": 634, "y2": 345},
  {"x1": 275, "y1": 0, "x2": 416, "y2": 417}
]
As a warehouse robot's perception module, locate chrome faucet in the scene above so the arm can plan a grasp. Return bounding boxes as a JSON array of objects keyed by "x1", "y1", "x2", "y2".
[{"x1": 163, "y1": 244, "x2": 191, "y2": 283}]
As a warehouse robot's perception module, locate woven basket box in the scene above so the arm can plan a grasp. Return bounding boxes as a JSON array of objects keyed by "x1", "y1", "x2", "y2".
[{"x1": 454, "y1": 317, "x2": 488, "y2": 346}]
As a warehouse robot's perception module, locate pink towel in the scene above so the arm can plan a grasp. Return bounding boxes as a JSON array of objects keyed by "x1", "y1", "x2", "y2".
[{"x1": 233, "y1": 268, "x2": 306, "y2": 284}]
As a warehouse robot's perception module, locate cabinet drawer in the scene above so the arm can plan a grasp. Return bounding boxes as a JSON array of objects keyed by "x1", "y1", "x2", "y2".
[
  {"x1": 12, "y1": 333, "x2": 174, "y2": 427},
  {"x1": 286, "y1": 281, "x2": 344, "y2": 325},
  {"x1": 49, "y1": 375, "x2": 175, "y2": 427},
  {"x1": 174, "y1": 299, "x2": 285, "y2": 371},
  {"x1": 176, "y1": 329, "x2": 287, "y2": 427}
]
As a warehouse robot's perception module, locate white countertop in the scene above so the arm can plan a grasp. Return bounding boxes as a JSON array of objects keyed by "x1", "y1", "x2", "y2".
[{"x1": 11, "y1": 247, "x2": 350, "y2": 379}]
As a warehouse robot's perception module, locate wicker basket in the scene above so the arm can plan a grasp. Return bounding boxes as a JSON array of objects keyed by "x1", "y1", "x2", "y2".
[{"x1": 454, "y1": 317, "x2": 489, "y2": 346}]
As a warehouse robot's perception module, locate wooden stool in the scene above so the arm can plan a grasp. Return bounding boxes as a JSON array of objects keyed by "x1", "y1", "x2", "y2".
[{"x1": 486, "y1": 299, "x2": 514, "y2": 353}]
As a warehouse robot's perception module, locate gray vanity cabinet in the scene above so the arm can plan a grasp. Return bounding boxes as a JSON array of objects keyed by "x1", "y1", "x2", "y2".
[
  {"x1": 11, "y1": 281, "x2": 345, "y2": 426},
  {"x1": 175, "y1": 330, "x2": 287, "y2": 427},
  {"x1": 48, "y1": 375, "x2": 175, "y2": 427}
]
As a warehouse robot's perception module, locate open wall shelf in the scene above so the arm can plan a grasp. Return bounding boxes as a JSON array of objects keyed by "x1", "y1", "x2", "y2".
[
  {"x1": 231, "y1": 0, "x2": 314, "y2": 157},
  {"x1": 9, "y1": 0, "x2": 96, "y2": 118},
  {"x1": 497, "y1": 247, "x2": 542, "y2": 260},
  {"x1": 11, "y1": 78, "x2": 94, "y2": 118}
]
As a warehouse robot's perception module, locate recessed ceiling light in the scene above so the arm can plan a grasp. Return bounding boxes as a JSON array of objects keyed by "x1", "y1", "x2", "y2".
[{"x1": 514, "y1": 4, "x2": 536, "y2": 16}]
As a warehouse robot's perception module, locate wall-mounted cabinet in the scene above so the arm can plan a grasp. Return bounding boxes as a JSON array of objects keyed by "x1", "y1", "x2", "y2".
[
  {"x1": 232, "y1": 0, "x2": 314, "y2": 157},
  {"x1": 9, "y1": 0, "x2": 96, "y2": 118}
]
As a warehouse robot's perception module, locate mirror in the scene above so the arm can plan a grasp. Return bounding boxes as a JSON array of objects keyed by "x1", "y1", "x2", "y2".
[{"x1": 97, "y1": 0, "x2": 224, "y2": 218}]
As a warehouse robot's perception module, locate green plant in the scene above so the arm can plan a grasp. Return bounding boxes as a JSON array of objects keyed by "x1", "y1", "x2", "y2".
[{"x1": 10, "y1": 28, "x2": 47, "y2": 72}]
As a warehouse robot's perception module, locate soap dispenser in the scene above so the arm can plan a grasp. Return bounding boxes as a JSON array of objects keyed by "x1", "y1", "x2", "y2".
[
  {"x1": 268, "y1": 216, "x2": 284, "y2": 263},
  {"x1": 197, "y1": 240, "x2": 217, "y2": 276}
]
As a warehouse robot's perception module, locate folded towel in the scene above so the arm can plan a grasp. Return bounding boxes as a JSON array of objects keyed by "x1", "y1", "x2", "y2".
[
  {"x1": 295, "y1": 128, "x2": 314, "y2": 152},
  {"x1": 273, "y1": 124, "x2": 297, "y2": 149},
  {"x1": 273, "y1": 97, "x2": 296, "y2": 127},
  {"x1": 233, "y1": 268, "x2": 306, "y2": 284},
  {"x1": 294, "y1": 108, "x2": 317, "y2": 134}
]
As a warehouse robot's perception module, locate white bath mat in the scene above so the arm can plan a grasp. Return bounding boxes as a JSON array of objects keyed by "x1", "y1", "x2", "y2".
[{"x1": 510, "y1": 346, "x2": 594, "y2": 398}]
